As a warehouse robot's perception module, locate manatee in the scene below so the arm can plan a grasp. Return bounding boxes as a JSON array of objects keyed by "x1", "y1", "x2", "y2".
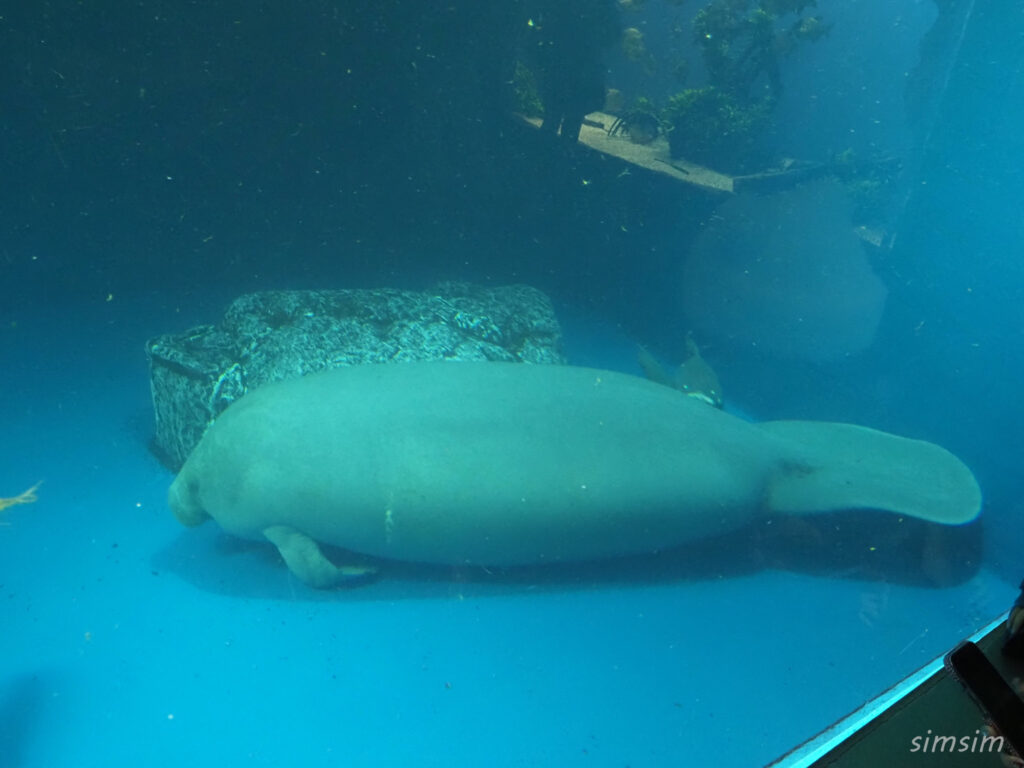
[{"x1": 168, "y1": 362, "x2": 981, "y2": 588}]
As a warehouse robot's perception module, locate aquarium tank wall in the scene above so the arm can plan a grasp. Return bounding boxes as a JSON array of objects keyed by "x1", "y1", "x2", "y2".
[{"x1": 2, "y1": 0, "x2": 1023, "y2": 766}]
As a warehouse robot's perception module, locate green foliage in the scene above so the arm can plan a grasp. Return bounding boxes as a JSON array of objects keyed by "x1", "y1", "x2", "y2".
[
  {"x1": 666, "y1": 0, "x2": 829, "y2": 171},
  {"x1": 631, "y1": 95, "x2": 659, "y2": 118},
  {"x1": 510, "y1": 61, "x2": 544, "y2": 117},
  {"x1": 760, "y1": 0, "x2": 817, "y2": 15},
  {"x1": 692, "y1": 0, "x2": 823, "y2": 103},
  {"x1": 663, "y1": 87, "x2": 769, "y2": 172},
  {"x1": 829, "y1": 148, "x2": 901, "y2": 223}
]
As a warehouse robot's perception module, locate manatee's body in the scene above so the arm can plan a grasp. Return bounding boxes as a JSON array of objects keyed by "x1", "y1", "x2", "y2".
[{"x1": 169, "y1": 362, "x2": 981, "y2": 587}]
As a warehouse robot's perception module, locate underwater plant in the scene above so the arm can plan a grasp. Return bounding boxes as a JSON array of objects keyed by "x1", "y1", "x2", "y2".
[
  {"x1": 510, "y1": 60, "x2": 545, "y2": 117},
  {"x1": 692, "y1": 0, "x2": 830, "y2": 102},
  {"x1": 828, "y1": 147, "x2": 903, "y2": 225},
  {"x1": 693, "y1": 2, "x2": 781, "y2": 102},
  {"x1": 664, "y1": 0, "x2": 829, "y2": 170},
  {"x1": 663, "y1": 86, "x2": 769, "y2": 171}
]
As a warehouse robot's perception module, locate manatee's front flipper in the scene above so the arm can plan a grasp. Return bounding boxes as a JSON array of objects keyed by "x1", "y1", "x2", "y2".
[{"x1": 263, "y1": 525, "x2": 377, "y2": 588}]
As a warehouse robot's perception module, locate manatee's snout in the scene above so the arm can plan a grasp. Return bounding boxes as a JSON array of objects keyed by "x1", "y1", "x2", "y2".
[{"x1": 168, "y1": 473, "x2": 210, "y2": 527}]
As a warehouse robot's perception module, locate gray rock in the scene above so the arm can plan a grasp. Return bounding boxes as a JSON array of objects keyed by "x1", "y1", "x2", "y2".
[{"x1": 146, "y1": 283, "x2": 565, "y2": 469}]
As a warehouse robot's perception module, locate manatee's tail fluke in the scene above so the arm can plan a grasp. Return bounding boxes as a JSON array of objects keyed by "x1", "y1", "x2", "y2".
[{"x1": 759, "y1": 421, "x2": 982, "y2": 525}]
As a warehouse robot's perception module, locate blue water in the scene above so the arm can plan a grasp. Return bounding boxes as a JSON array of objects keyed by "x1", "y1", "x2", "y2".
[
  {"x1": 3, "y1": 1, "x2": 1024, "y2": 766},
  {"x1": 0, "y1": 289, "x2": 1014, "y2": 767}
]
